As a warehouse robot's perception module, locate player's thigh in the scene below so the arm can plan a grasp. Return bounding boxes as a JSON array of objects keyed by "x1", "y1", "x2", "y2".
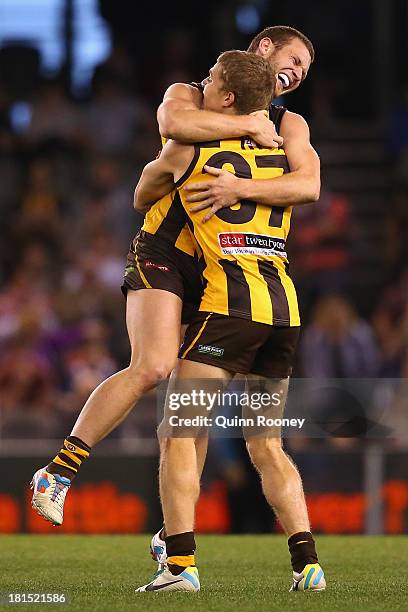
[
  {"x1": 172, "y1": 357, "x2": 234, "y2": 411},
  {"x1": 126, "y1": 288, "x2": 182, "y2": 366},
  {"x1": 242, "y1": 375, "x2": 290, "y2": 443},
  {"x1": 244, "y1": 326, "x2": 298, "y2": 440},
  {"x1": 158, "y1": 358, "x2": 233, "y2": 439},
  {"x1": 175, "y1": 357, "x2": 232, "y2": 381},
  {"x1": 169, "y1": 358, "x2": 233, "y2": 416},
  {"x1": 245, "y1": 374, "x2": 289, "y2": 418}
]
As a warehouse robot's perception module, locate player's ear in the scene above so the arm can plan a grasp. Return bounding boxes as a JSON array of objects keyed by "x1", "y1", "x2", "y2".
[
  {"x1": 224, "y1": 90, "x2": 235, "y2": 108},
  {"x1": 258, "y1": 37, "x2": 275, "y2": 57}
]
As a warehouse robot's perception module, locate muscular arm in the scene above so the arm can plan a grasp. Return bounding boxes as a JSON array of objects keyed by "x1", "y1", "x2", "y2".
[
  {"x1": 157, "y1": 83, "x2": 282, "y2": 147},
  {"x1": 184, "y1": 112, "x2": 320, "y2": 221},
  {"x1": 237, "y1": 112, "x2": 320, "y2": 205},
  {"x1": 134, "y1": 140, "x2": 193, "y2": 213},
  {"x1": 133, "y1": 158, "x2": 175, "y2": 214}
]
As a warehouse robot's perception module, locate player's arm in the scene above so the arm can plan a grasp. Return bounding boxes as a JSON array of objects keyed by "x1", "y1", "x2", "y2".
[
  {"x1": 134, "y1": 140, "x2": 192, "y2": 212},
  {"x1": 240, "y1": 112, "x2": 321, "y2": 205},
  {"x1": 157, "y1": 83, "x2": 282, "y2": 148},
  {"x1": 134, "y1": 148, "x2": 176, "y2": 213},
  {"x1": 184, "y1": 112, "x2": 320, "y2": 222}
]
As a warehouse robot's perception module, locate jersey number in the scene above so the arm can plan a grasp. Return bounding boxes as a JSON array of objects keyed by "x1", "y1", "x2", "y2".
[{"x1": 204, "y1": 151, "x2": 285, "y2": 229}]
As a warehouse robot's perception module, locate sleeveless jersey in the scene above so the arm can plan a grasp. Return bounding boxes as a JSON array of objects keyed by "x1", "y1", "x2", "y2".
[
  {"x1": 176, "y1": 136, "x2": 300, "y2": 326},
  {"x1": 141, "y1": 104, "x2": 287, "y2": 259}
]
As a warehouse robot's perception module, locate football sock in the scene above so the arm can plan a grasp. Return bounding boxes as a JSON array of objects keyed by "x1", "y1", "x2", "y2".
[
  {"x1": 47, "y1": 436, "x2": 91, "y2": 480},
  {"x1": 288, "y1": 531, "x2": 318, "y2": 573},
  {"x1": 165, "y1": 531, "x2": 196, "y2": 575}
]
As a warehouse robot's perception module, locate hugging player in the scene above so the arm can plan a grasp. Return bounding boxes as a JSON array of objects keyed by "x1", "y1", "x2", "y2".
[
  {"x1": 132, "y1": 49, "x2": 324, "y2": 593},
  {"x1": 31, "y1": 26, "x2": 323, "y2": 593}
]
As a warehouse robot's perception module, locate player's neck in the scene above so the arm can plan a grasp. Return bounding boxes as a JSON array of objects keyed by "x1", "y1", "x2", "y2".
[{"x1": 222, "y1": 107, "x2": 238, "y2": 116}]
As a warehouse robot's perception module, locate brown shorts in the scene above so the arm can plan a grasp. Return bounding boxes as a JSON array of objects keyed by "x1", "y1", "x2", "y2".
[
  {"x1": 179, "y1": 311, "x2": 300, "y2": 378},
  {"x1": 121, "y1": 230, "x2": 203, "y2": 324}
]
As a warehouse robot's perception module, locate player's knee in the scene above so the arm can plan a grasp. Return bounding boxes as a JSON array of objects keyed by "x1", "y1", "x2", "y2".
[
  {"x1": 129, "y1": 358, "x2": 176, "y2": 391},
  {"x1": 139, "y1": 363, "x2": 173, "y2": 389},
  {"x1": 246, "y1": 437, "x2": 282, "y2": 470}
]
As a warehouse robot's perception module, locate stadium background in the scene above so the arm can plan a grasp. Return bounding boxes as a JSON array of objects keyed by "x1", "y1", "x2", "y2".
[{"x1": 0, "y1": 0, "x2": 407, "y2": 537}]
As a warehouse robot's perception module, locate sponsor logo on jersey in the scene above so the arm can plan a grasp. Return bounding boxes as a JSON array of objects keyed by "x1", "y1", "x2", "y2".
[
  {"x1": 218, "y1": 233, "x2": 287, "y2": 257},
  {"x1": 144, "y1": 260, "x2": 171, "y2": 272},
  {"x1": 241, "y1": 136, "x2": 262, "y2": 149},
  {"x1": 198, "y1": 344, "x2": 224, "y2": 357}
]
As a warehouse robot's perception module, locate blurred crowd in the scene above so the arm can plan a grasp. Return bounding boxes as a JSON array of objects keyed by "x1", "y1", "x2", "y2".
[
  {"x1": 0, "y1": 42, "x2": 407, "y2": 443},
  {"x1": 0, "y1": 63, "x2": 158, "y2": 438}
]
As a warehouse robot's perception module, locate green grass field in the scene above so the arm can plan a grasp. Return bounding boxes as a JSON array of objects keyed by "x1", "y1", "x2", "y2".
[{"x1": 0, "y1": 535, "x2": 406, "y2": 612}]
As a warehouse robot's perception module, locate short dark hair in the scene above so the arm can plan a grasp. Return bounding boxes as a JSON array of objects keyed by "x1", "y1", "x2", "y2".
[
  {"x1": 217, "y1": 50, "x2": 274, "y2": 115},
  {"x1": 247, "y1": 25, "x2": 315, "y2": 62}
]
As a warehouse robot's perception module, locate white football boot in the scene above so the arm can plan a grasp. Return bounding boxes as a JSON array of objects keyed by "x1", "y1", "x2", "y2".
[
  {"x1": 136, "y1": 565, "x2": 200, "y2": 592},
  {"x1": 290, "y1": 563, "x2": 326, "y2": 592},
  {"x1": 150, "y1": 528, "x2": 167, "y2": 570},
  {"x1": 30, "y1": 468, "x2": 71, "y2": 526}
]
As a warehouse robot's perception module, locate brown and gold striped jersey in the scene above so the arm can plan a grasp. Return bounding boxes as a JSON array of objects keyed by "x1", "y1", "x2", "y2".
[
  {"x1": 176, "y1": 136, "x2": 300, "y2": 327},
  {"x1": 141, "y1": 104, "x2": 288, "y2": 263},
  {"x1": 141, "y1": 132, "x2": 198, "y2": 256}
]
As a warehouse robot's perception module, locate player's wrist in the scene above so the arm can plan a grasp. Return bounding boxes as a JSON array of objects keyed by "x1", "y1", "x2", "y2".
[
  {"x1": 235, "y1": 177, "x2": 250, "y2": 200},
  {"x1": 245, "y1": 115, "x2": 258, "y2": 139}
]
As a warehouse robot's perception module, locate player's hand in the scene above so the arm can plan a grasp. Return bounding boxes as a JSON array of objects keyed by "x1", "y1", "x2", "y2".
[
  {"x1": 184, "y1": 165, "x2": 241, "y2": 223},
  {"x1": 249, "y1": 110, "x2": 283, "y2": 149}
]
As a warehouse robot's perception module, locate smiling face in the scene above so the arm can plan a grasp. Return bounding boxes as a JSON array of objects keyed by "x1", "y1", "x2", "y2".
[{"x1": 258, "y1": 36, "x2": 312, "y2": 96}]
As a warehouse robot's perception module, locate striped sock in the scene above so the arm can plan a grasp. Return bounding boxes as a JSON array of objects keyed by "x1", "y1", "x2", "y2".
[
  {"x1": 165, "y1": 532, "x2": 196, "y2": 575},
  {"x1": 47, "y1": 436, "x2": 91, "y2": 480}
]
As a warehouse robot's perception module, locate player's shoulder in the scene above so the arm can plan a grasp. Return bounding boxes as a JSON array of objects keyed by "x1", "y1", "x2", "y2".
[
  {"x1": 163, "y1": 82, "x2": 203, "y2": 103},
  {"x1": 161, "y1": 138, "x2": 188, "y2": 157},
  {"x1": 279, "y1": 109, "x2": 311, "y2": 137},
  {"x1": 161, "y1": 138, "x2": 196, "y2": 171},
  {"x1": 268, "y1": 103, "x2": 309, "y2": 135},
  {"x1": 279, "y1": 109, "x2": 309, "y2": 127}
]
